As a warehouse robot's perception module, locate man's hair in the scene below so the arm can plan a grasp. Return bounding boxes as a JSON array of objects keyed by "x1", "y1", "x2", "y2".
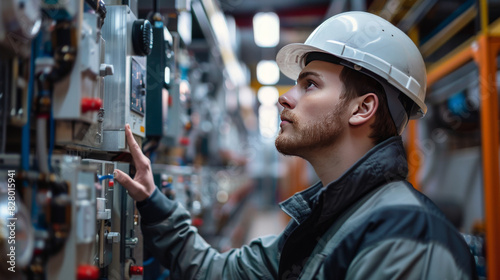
[{"x1": 339, "y1": 67, "x2": 398, "y2": 144}]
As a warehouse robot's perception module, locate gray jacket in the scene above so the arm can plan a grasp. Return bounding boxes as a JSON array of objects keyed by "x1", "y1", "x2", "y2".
[{"x1": 137, "y1": 136, "x2": 477, "y2": 279}]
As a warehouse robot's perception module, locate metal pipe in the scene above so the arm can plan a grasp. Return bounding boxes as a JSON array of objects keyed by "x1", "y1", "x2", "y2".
[
  {"x1": 479, "y1": 0, "x2": 488, "y2": 34},
  {"x1": 427, "y1": 46, "x2": 473, "y2": 88},
  {"x1": 397, "y1": 0, "x2": 437, "y2": 32},
  {"x1": 420, "y1": 6, "x2": 476, "y2": 58}
]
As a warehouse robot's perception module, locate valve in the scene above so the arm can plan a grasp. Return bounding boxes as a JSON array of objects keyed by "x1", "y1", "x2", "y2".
[
  {"x1": 81, "y1": 98, "x2": 103, "y2": 113},
  {"x1": 77, "y1": 265, "x2": 100, "y2": 280},
  {"x1": 129, "y1": 265, "x2": 143, "y2": 276}
]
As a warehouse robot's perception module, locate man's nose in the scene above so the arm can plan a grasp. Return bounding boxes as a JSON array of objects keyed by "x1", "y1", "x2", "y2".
[{"x1": 278, "y1": 87, "x2": 298, "y2": 109}]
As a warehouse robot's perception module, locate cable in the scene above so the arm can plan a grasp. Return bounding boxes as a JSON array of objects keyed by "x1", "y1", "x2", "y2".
[
  {"x1": 97, "y1": 174, "x2": 114, "y2": 182},
  {"x1": 143, "y1": 257, "x2": 155, "y2": 266}
]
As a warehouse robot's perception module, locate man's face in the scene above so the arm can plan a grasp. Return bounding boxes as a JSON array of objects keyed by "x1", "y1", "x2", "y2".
[{"x1": 275, "y1": 60, "x2": 349, "y2": 157}]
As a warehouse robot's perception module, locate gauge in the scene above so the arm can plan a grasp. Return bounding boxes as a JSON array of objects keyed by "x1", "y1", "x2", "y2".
[
  {"x1": 0, "y1": 0, "x2": 41, "y2": 56},
  {"x1": 0, "y1": 181, "x2": 34, "y2": 273}
]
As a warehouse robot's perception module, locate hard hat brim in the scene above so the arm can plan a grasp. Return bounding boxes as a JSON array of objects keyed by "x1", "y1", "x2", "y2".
[{"x1": 276, "y1": 43, "x2": 332, "y2": 80}]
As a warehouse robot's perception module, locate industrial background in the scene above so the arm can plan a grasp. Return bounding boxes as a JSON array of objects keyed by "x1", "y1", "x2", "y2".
[{"x1": 0, "y1": 0, "x2": 498, "y2": 279}]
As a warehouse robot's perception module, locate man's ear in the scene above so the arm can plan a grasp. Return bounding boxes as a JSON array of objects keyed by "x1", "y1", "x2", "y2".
[{"x1": 348, "y1": 93, "x2": 378, "y2": 126}]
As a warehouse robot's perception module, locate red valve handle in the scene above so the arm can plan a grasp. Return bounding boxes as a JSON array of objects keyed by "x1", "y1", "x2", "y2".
[
  {"x1": 81, "y1": 98, "x2": 103, "y2": 113},
  {"x1": 77, "y1": 265, "x2": 100, "y2": 280},
  {"x1": 129, "y1": 265, "x2": 144, "y2": 275}
]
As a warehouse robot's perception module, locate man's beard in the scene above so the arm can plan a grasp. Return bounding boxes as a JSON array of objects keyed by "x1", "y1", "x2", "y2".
[{"x1": 275, "y1": 101, "x2": 347, "y2": 157}]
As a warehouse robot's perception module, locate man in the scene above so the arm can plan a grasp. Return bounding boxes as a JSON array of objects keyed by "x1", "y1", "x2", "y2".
[{"x1": 114, "y1": 11, "x2": 477, "y2": 279}]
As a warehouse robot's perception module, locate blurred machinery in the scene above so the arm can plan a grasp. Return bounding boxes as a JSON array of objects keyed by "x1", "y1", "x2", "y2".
[
  {"x1": 0, "y1": 0, "x2": 152, "y2": 279},
  {"x1": 1, "y1": 0, "x2": 258, "y2": 279}
]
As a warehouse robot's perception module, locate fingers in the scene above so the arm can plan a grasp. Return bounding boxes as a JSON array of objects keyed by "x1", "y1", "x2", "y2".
[
  {"x1": 113, "y1": 169, "x2": 136, "y2": 190},
  {"x1": 114, "y1": 169, "x2": 149, "y2": 201},
  {"x1": 124, "y1": 124, "x2": 148, "y2": 167}
]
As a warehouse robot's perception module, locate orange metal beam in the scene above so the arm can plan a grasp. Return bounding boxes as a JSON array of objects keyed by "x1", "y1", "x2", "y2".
[
  {"x1": 427, "y1": 46, "x2": 474, "y2": 87},
  {"x1": 406, "y1": 27, "x2": 421, "y2": 191},
  {"x1": 406, "y1": 120, "x2": 420, "y2": 190},
  {"x1": 426, "y1": 34, "x2": 500, "y2": 279},
  {"x1": 475, "y1": 35, "x2": 500, "y2": 280}
]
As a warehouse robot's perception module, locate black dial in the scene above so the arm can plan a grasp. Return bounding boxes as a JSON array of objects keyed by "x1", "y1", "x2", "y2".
[{"x1": 132, "y1": 19, "x2": 153, "y2": 56}]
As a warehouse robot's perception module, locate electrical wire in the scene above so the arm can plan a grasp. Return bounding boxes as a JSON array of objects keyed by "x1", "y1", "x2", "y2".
[
  {"x1": 97, "y1": 174, "x2": 114, "y2": 181},
  {"x1": 143, "y1": 257, "x2": 155, "y2": 266}
]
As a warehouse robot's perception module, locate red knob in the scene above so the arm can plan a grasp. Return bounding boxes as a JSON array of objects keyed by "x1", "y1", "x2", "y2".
[
  {"x1": 81, "y1": 98, "x2": 103, "y2": 113},
  {"x1": 179, "y1": 137, "x2": 190, "y2": 146},
  {"x1": 108, "y1": 180, "x2": 114, "y2": 188},
  {"x1": 77, "y1": 265, "x2": 100, "y2": 280},
  {"x1": 129, "y1": 265, "x2": 144, "y2": 276},
  {"x1": 192, "y1": 217, "x2": 204, "y2": 227}
]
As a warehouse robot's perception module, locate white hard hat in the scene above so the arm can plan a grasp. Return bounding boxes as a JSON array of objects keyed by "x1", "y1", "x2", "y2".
[{"x1": 276, "y1": 11, "x2": 427, "y2": 134}]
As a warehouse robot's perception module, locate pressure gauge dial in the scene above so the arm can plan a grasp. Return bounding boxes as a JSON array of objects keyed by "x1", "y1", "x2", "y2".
[
  {"x1": 0, "y1": 0, "x2": 41, "y2": 56},
  {"x1": 0, "y1": 182, "x2": 34, "y2": 273}
]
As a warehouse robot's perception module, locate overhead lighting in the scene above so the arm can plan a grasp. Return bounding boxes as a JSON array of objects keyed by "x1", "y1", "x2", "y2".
[
  {"x1": 238, "y1": 86, "x2": 255, "y2": 108},
  {"x1": 253, "y1": 12, "x2": 280, "y2": 47},
  {"x1": 259, "y1": 105, "x2": 278, "y2": 138},
  {"x1": 257, "y1": 60, "x2": 280, "y2": 85},
  {"x1": 257, "y1": 86, "x2": 279, "y2": 106}
]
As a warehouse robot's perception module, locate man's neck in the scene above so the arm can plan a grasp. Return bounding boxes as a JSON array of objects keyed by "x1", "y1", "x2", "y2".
[{"x1": 307, "y1": 135, "x2": 375, "y2": 186}]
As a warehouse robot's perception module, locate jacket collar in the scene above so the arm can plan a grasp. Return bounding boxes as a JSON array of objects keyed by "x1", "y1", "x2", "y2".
[{"x1": 279, "y1": 136, "x2": 408, "y2": 225}]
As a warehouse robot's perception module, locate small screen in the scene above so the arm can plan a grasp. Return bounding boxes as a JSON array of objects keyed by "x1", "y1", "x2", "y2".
[{"x1": 130, "y1": 58, "x2": 146, "y2": 116}]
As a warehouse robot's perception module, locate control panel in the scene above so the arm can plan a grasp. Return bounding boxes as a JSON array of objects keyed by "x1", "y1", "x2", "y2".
[{"x1": 101, "y1": 5, "x2": 152, "y2": 152}]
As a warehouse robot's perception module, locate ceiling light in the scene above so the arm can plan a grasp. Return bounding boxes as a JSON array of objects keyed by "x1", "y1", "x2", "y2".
[
  {"x1": 253, "y1": 12, "x2": 280, "y2": 47},
  {"x1": 258, "y1": 86, "x2": 279, "y2": 106},
  {"x1": 256, "y1": 60, "x2": 280, "y2": 85}
]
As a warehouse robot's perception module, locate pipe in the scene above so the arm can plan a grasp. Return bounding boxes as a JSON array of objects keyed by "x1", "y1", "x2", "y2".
[
  {"x1": 427, "y1": 46, "x2": 474, "y2": 88},
  {"x1": 36, "y1": 118, "x2": 49, "y2": 174},
  {"x1": 397, "y1": 0, "x2": 437, "y2": 32},
  {"x1": 22, "y1": 34, "x2": 41, "y2": 171},
  {"x1": 420, "y1": 6, "x2": 476, "y2": 58},
  {"x1": 479, "y1": 0, "x2": 488, "y2": 34}
]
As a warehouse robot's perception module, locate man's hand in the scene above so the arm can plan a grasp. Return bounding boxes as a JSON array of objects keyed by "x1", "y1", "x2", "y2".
[{"x1": 113, "y1": 124, "x2": 156, "y2": 201}]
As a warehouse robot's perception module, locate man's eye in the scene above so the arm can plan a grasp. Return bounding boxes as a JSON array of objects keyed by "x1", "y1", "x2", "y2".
[{"x1": 305, "y1": 80, "x2": 316, "y2": 90}]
